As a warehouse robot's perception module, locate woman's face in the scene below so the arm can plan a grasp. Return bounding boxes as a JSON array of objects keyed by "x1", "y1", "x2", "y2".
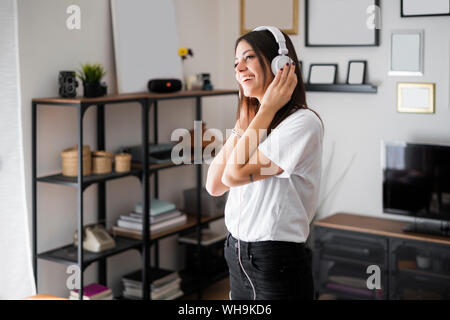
[{"x1": 234, "y1": 40, "x2": 273, "y2": 101}]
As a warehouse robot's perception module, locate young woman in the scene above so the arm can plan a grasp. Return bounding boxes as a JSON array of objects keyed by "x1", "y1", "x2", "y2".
[{"x1": 206, "y1": 27, "x2": 324, "y2": 300}]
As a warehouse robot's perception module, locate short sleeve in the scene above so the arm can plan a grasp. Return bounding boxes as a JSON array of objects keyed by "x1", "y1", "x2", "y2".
[{"x1": 258, "y1": 110, "x2": 323, "y2": 178}]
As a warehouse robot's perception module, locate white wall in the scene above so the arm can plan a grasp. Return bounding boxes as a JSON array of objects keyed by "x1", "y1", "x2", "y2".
[
  {"x1": 217, "y1": 0, "x2": 450, "y2": 221},
  {"x1": 17, "y1": 0, "x2": 450, "y2": 297}
]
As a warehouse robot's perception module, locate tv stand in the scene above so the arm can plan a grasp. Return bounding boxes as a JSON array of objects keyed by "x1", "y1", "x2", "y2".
[
  {"x1": 403, "y1": 220, "x2": 450, "y2": 237},
  {"x1": 313, "y1": 213, "x2": 450, "y2": 300}
]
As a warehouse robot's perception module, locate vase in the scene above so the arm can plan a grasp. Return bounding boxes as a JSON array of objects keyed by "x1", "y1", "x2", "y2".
[{"x1": 83, "y1": 81, "x2": 107, "y2": 98}]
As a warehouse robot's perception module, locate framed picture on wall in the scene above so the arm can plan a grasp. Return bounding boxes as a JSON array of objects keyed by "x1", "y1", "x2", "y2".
[
  {"x1": 240, "y1": 0, "x2": 298, "y2": 35},
  {"x1": 305, "y1": 0, "x2": 380, "y2": 47},
  {"x1": 346, "y1": 61, "x2": 367, "y2": 84},
  {"x1": 308, "y1": 64, "x2": 338, "y2": 84},
  {"x1": 401, "y1": 0, "x2": 450, "y2": 17},
  {"x1": 397, "y1": 82, "x2": 435, "y2": 114},
  {"x1": 389, "y1": 30, "x2": 424, "y2": 76}
]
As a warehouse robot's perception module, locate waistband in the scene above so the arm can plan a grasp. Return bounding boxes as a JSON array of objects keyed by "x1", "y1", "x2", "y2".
[{"x1": 226, "y1": 232, "x2": 306, "y2": 250}]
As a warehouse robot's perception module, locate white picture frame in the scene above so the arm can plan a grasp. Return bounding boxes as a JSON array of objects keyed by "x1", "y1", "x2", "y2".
[
  {"x1": 389, "y1": 30, "x2": 424, "y2": 77},
  {"x1": 308, "y1": 64, "x2": 337, "y2": 84},
  {"x1": 305, "y1": 0, "x2": 379, "y2": 47},
  {"x1": 110, "y1": 0, "x2": 183, "y2": 93},
  {"x1": 401, "y1": 0, "x2": 450, "y2": 17},
  {"x1": 397, "y1": 82, "x2": 435, "y2": 114}
]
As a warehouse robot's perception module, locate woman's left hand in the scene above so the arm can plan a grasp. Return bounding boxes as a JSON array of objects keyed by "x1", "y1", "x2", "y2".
[{"x1": 260, "y1": 62, "x2": 297, "y2": 114}]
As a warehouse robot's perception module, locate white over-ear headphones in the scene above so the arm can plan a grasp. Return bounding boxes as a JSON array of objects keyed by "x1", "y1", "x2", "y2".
[{"x1": 253, "y1": 26, "x2": 293, "y2": 76}]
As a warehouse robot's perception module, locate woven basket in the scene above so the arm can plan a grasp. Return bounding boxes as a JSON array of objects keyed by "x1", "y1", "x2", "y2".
[
  {"x1": 61, "y1": 145, "x2": 92, "y2": 177},
  {"x1": 115, "y1": 153, "x2": 132, "y2": 173},
  {"x1": 92, "y1": 151, "x2": 114, "y2": 174}
]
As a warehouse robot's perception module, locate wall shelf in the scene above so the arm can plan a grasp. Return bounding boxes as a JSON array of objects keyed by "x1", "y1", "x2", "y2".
[{"x1": 305, "y1": 83, "x2": 377, "y2": 93}]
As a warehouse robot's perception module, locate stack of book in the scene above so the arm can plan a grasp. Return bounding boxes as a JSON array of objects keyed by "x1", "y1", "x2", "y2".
[
  {"x1": 122, "y1": 268, "x2": 183, "y2": 300},
  {"x1": 69, "y1": 283, "x2": 113, "y2": 300},
  {"x1": 114, "y1": 199, "x2": 187, "y2": 239}
]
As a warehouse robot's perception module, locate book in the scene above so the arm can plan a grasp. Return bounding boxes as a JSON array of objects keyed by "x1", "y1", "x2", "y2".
[
  {"x1": 135, "y1": 199, "x2": 176, "y2": 216},
  {"x1": 178, "y1": 229, "x2": 227, "y2": 246},
  {"x1": 69, "y1": 293, "x2": 114, "y2": 300},
  {"x1": 120, "y1": 209, "x2": 182, "y2": 224},
  {"x1": 70, "y1": 283, "x2": 112, "y2": 300},
  {"x1": 123, "y1": 278, "x2": 182, "y2": 299},
  {"x1": 117, "y1": 213, "x2": 187, "y2": 233}
]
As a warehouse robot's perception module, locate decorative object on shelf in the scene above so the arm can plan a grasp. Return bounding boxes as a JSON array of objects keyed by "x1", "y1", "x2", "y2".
[
  {"x1": 401, "y1": 0, "x2": 450, "y2": 17},
  {"x1": 200, "y1": 73, "x2": 213, "y2": 90},
  {"x1": 92, "y1": 151, "x2": 113, "y2": 175},
  {"x1": 308, "y1": 64, "x2": 338, "y2": 84},
  {"x1": 114, "y1": 152, "x2": 131, "y2": 173},
  {"x1": 178, "y1": 47, "x2": 193, "y2": 60},
  {"x1": 61, "y1": 145, "x2": 92, "y2": 177},
  {"x1": 346, "y1": 60, "x2": 367, "y2": 85},
  {"x1": 147, "y1": 78, "x2": 182, "y2": 93},
  {"x1": 397, "y1": 82, "x2": 435, "y2": 114},
  {"x1": 73, "y1": 223, "x2": 116, "y2": 253},
  {"x1": 76, "y1": 62, "x2": 107, "y2": 97},
  {"x1": 58, "y1": 71, "x2": 79, "y2": 98},
  {"x1": 305, "y1": 0, "x2": 379, "y2": 47},
  {"x1": 240, "y1": 0, "x2": 298, "y2": 35},
  {"x1": 70, "y1": 283, "x2": 113, "y2": 300},
  {"x1": 389, "y1": 30, "x2": 424, "y2": 77},
  {"x1": 416, "y1": 253, "x2": 431, "y2": 269},
  {"x1": 186, "y1": 122, "x2": 217, "y2": 150}
]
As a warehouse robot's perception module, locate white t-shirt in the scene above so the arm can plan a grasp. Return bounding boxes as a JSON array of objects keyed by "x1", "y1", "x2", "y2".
[{"x1": 224, "y1": 108, "x2": 324, "y2": 243}]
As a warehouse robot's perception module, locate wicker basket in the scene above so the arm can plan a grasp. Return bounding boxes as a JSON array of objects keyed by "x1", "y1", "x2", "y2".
[
  {"x1": 115, "y1": 153, "x2": 131, "y2": 173},
  {"x1": 92, "y1": 151, "x2": 114, "y2": 174},
  {"x1": 61, "y1": 145, "x2": 92, "y2": 177}
]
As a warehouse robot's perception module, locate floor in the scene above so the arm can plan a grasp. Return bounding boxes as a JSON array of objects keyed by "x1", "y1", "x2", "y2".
[{"x1": 182, "y1": 277, "x2": 230, "y2": 300}]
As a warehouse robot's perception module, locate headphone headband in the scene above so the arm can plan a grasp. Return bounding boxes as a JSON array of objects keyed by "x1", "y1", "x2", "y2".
[{"x1": 253, "y1": 26, "x2": 289, "y2": 55}]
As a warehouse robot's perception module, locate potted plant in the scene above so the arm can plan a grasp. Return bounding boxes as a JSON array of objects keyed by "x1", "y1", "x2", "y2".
[{"x1": 76, "y1": 63, "x2": 107, "y2": 98}]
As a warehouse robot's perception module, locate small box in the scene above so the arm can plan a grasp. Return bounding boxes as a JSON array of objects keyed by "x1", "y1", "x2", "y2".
[{"x1": 183, "y1": 187, "x2": 227, "y2": 217}]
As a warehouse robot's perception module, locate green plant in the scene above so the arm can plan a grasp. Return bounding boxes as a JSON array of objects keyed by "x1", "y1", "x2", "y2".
[{"x1": 76, "y1": 62, "x2": 106, "y2": 83}]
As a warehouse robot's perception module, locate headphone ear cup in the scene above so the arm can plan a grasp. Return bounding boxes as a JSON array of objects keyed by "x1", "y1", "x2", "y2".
[{"x1": 271, "y1": 55, "x2": 293, "y2": 76}]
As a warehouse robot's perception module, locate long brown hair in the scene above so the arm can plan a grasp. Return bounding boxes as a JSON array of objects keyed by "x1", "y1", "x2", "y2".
[{"x1": 235, "y1": 29, "x2": 323, "y2": 132}]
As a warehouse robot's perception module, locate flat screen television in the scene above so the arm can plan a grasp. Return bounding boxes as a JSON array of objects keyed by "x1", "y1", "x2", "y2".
[{"x1": 382, "y1": 141, "x2": 450, "y2": 230}]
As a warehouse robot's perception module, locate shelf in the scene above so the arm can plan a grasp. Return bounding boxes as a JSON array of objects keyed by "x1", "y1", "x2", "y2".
[
  {"x1": 305, "y1": 84, "x2": 377, "y2": 93},
  {"x1": 397, "y1": 267, "x2": 450, "y2": 282},
  {"x1": 37, "y1": 169, "x2": 142, "y2": 188},
  {"x1": 112, "y1": 213, "x2": 225, "y2": 241},
  {"x1": 321, "y1": 254, "x2": 384, "y2": 267},
  {"x1": 32, "y1": 89, "x2": 239, "y2": 105},
  {"x1": 37, "y1": 236, "x2": 142, "y2": 268}
]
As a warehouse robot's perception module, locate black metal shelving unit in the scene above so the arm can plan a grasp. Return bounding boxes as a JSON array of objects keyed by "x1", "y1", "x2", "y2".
[{"x1": 32, "y1": 89, "x2": 238, "y2": 300}]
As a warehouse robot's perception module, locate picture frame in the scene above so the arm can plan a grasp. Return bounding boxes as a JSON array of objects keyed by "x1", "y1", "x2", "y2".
[
  {"x1": 346, "y1": 60, "x2": 367, "y2": 85},
  {"x1": 305, "y1": 0, "x2": 380, "y2": 47},
  {"x1": 308, "y1": 64, "x2": 338, "y2": 84},
  {"x1": 389, "y1": 30, "x2": 424, "y2": 77},
  {"x1": 397, "y1": 82, "x2": 435, "y2": 114},
  {"x1": 240, "y1": 0, "x2": 298, "y2": 35},
  {"x1": 401, "y1": 0, "x2": 450, "y2": 17}
]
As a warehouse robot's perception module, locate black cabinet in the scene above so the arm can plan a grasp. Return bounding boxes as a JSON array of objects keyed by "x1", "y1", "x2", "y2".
[
  {"x1": 313, "y1": 227, "x2": 388, "y2": 300},
  {"x1": 313, "y1": 213, "x2": 450, "y2": 300}
]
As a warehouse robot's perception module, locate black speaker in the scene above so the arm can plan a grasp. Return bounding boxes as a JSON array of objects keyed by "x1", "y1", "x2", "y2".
[
  {"x1": 147, "y1": 78, "x2": 182, "y2": 93},
  {"x1": 58, "y1": 71, "x2": 78, "y2": 98}
]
